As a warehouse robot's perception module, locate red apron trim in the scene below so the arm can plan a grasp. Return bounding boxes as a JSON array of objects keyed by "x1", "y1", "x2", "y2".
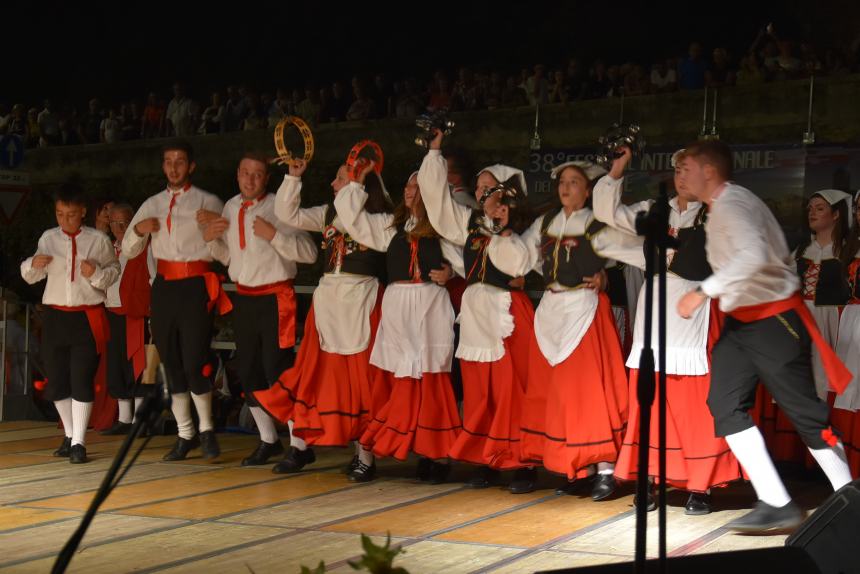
[
  {"x1": 236, "y1": 280, "x2": 297, "y2": 349},
  {"x1": 157, "y1": 259, "x2": 233, "y2": 315},
  {"x1": 728, "y1": 293, "x2": 851, "y2": 394}
]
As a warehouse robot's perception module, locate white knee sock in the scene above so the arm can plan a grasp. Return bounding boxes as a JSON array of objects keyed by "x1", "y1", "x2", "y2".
[
  {"x1": 287, "y1": 420, "x2": 307, "y2": 451},
  {"x1": 133, "y1": 397, "x2": 144, "y2": 422},
  {"x1": 71, "y1": 400, "x2": 93, "y2": 447},
  {"x1": 597, "y1": 461, "x2": 615, "y2": 475},
  {"x1": 250, "y1": 407, "x2": 279, "y2": 444},
  {"x1": 808, "y1": 442, "x2": 853, "y2": 491},
  {"x1": 358, "y1": 444, "x2": 374, "y2": 466},
  {"x1": 118, "y1": 399, "x2": 133, "y2": 424},
  {"x1": 725, "y1": 426, "x2": 791, "y2": 507},
  {"x1": 190, "y1": 391, "x2": 214, "y2": 433},
  {"x1": 171, "y1": 392, "x2": 195, "y2": 440},
  {"x1": 55, "y1": 398, "x2": 73, "y2": 438}
]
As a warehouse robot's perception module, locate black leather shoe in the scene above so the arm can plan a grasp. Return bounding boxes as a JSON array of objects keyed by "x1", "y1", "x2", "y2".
[
  {"x1": 272, "y1": 446, "x2": 316, "y2": 473},
  {"x1": 591, "y1": 474, "x2": 618, "y2": 501},
  {"x1": 416, "y1": 457, "x2": 433, "y2": 481},
  {"x1": 69, "y1": 444, "x2": 88, "y2": 464},
  {"x1": 53, "y1": 437, "x2": 72, "y2": 457},
  {"x1": 429, "y1": 461, "x2": 452, "y2": 485},
  {"x1": 509, "y1": 468, "x2": 538, "y2": 494},
  {"x1": 466, "y1": 466, "x2": 500, "y2": 489},
  {"x1": 199, "y1": 430, "x2": 220, "y2": 460},
  {"x1": 241, "y1": 440, "x2": 285, "y2": 466},
  {"x1": 348, "y1": 460, "x2": 376, "y2": 482},
  {"x1": 726, "y1": 500, "x2": 804, "y2": 533},
  {"x1": 685, "y1": 492, "x2": 712, "y2": 515},
  {"x1": 633, "y1": 485, "x2": 657, "y2": 511},
  {"x1": 343, "y1": 455, "x2": 359, "y2": 475},
  {"x1": 100, "y1": 421, "x2": 133, "y2": 436},
  {"x1": 162, "y1": 435, "x2": 200, "y2": 461}
]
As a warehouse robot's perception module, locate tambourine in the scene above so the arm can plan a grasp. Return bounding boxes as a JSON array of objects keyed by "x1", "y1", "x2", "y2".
[
  {"x1": 273, "y1": 116, "x2": 314, "y2": 166},
  {"x1": 595, "y1": 123, "x2": 645, "y2": 169},
  {"x1": 478, "y1": 183, "x2": 520, "y2": 234},
  {"x1": 346, "y1": 140, "x2": 384, "y2": 180},
  {"x1": 414, "y1": 109, "x2": 455, "y2": 148}
]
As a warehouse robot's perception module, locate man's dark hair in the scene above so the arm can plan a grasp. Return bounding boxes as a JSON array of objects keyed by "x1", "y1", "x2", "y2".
[
  {"x1": 683, "y1": 140, "x2": 733, "y2": 180},
  {"x1": 54, "y1": 181, "x2": 87, "y2": 207},
  {"x1": 162, "y1": 139, "x2": 195, "y2": 163},
  {"x1": 239, "y1": 151, "x2": 271, "y2": 174}
]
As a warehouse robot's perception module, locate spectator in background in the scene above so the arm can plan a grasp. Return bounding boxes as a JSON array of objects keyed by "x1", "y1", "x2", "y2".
[
  {"x1": 7, "y1": 104, "x2": 26, "y2": 138},
  {"x1": 526, "y1": 64, "x2": 549, "y2": 105},
  {"x1": 650, "y1": 58, "x2": 678, "y2": 93},
  {"x1": 318, "y1": 85, "x2": 336, "y2": 123},
  {"x1": 295, "y1": 85, "x2": 321, "y2": 126},
  {"x1": 606, "y1": 65, "x2": 623, "y2": 97},
  {"x1": 774, "y1": 40, "x2": 802, "y2": 80},
  {"x1": 0, "y1": 103, "x2": 9, "y2": 134},
  {"x1": 706, "y1": 48, "x2": 736, "y2": 88},
  {"x1": 373, "y1": 73, "x2": 394, "y2": 118},
  {"x1": 736, "y1": 54, "x2": 763, "y2": 85},
  {"x1": 26, "y1": 108, "x2": 40, "y2": 147},
  {"x1": 624, "y1": 64, "x2": 650, "y2": 96},
  {"x1": 38, "y1": 99, "x2": 61, "y2": 146},
  {"x1": 484, "y1": 72, "x2": 504, "y2": 110},
  {"x1": 587, "y1": 59, "x2": 611, "y2": 99},
  {"x1": 141, "y1": 92, "x2": 165, "y2": 138},
  {"x1": 825, "y1": 48, "x2": 850, "y2": 76},
  {"x1": 121, "y1": 102, "x2": 142, "y2": 141},
  {"x1": 452, "y1": 67, "x2": 481, "y2": 111},
  {"x1": 242, "y1": 93, "x2": 265, "y2": 130},
  {"x1": 564, "y1": 58, "x2": 588, "y2": 102},
  {"x1": 427, "y1": 70, "x2": 452, "y2": 111},
  {"x1": 100, "y1": 107, "x2": 123, "y2": 144},
  {"x1": 330, "y1": 81, "x2": 351, "y2": 122},
  {"x1": 346, "y1": 81, "x2": 375, "y2": 121},
  {"x1": 268, "y1": 88, "x2": 290, "y2": 127},
  {"x1": 223, "y1": 85, "x2": 248, "y2": 132},
  {"x1": 799, "y1": 42, "x2": 823, "y2": 76},
  {"x1": 501, "y1": 74, "x2": 528, "y2": 107},
  {"x1": 82, "y1": 98, "x2": 103, "y2": 144},
  {"x1": 394, "y1": 78, "x2": 425, "y2": 118},
  {"x1": 548, "y1": 69, "x2": 568, "y2": 104},
  {"x1": 165, "y1": 83, "x2": 198, "y2": 137},
  {"x1": 260, "y1": 92, "x2": 274, "y2": 122},
  {"x1": 200, "y1": 92, "x2": 225, "y2": 135},
  {"x1": 678, "y1": 42, "x2": 707, "y2": 90}
]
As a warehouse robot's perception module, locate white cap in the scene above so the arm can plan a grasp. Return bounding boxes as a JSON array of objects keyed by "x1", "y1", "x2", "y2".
[
  {"x1": 812, "y1": 189, "x2": 852, "y2": 207},
  {"x1": 477, "y1": 164, "x2": 528, "y2": 196},
  {"x1": 550, "y1": 160, "x2": 607, "y2": 182}
]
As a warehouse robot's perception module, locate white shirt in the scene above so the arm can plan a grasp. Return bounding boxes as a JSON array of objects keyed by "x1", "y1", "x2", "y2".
[
  {"x1": 106, "y1": 242, "x2": 157, "y2": 309},
  {"x1": 207, "y1": 193, "x2": 317, "y2": 286},
  {"x1": 123, "y1": 185, "x2": 224, "y2": 263},
  {"x1": 21, "y1": 227, "x2": 120, "y2": 306},
  {"x1": 699, "y1": 183, "x2": 798, "y2": 312}
]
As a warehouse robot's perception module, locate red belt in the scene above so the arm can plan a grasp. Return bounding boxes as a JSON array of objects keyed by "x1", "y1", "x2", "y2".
[
  {"x1": 108, "y1": 308, "x2": 147, "y2": 381},
  {"x1": 157, "y1": 260, "x2": 233, "y2": 315},
  {"x1": 236, "y1": 280, "x2": 296, "y2": 349},
  {"x1": 50, "y1": 304, "x2": 110, "y2": 355},
  {"x1": 728, "y1": 293, "x2": 851, "y2": 394}
]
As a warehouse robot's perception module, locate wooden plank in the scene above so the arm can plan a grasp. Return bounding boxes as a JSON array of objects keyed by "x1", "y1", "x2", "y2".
[
  {"x1": 0, "y1": 421, "x2": 54, "y2": 432},
  {"x1": 487, "y1": 550, "x2": 629, "y2": 573},
  {"x1": 326, "y1": 540, "x2": 523, "y2": 574},
  {"x1": 0, "y1": 454, "x2": 57, "y2": 470},
  {"x1": 0, "y1": 506, "x2": 79, "y2": 531},
  {"x1": 0, "y1": 426, "x2": 72, "y2": 443},
  {"x1": 0, "y1": 432, "x2": 123, "y2": 455}
]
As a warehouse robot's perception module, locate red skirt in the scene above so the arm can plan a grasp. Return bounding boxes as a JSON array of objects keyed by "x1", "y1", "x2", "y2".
[
  {"x1": 521, "y1": 293, "x2": 628, "y2": 480},
  {"x1": 360, "y1": 371, "x2": 462, "y2": 461},
  {"x1": 448, "y1": 290, "x2": 534, "y2": 470},
  {"x1": 254, "y1": 286, "x2": 385, "y2": 447}
]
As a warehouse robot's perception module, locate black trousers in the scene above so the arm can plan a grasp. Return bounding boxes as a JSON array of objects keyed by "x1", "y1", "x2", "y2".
[
  {"x1": 708, "y1": 309, "x2": 832, "y2": 450},
  {"x1": 150, "y1": 275, "x2": 213, "y2": 395},
  {"x1": 42, "y1": 307, "x2": 99, "y2": 402},
  {"x1": 105, "y1": 311, "x2": 148, "y2": 400},
  {"x1": 233, "y1": 293, "x2": 295, "y2": 407}
]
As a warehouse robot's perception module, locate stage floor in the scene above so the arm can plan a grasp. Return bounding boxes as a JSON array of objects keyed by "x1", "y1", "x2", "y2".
[{"x1": 0, "y1": 422, "x2": 829, "y2": 573}]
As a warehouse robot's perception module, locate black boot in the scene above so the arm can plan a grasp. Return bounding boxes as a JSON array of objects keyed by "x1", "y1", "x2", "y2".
[
  {"x1": 100, "y1": 421, "x2": 133, "y2": 436},
  {"x1": 53, "y1": 437, "x2": 72, "y2": 457},
  {"x1": 272, "y1": 447, "x2": 316, "y2": 474},
  {"x1": 685, "y1": 492, "x2": 712, "y2": 515},
  {"x1": 343, "y1": 455, "x2": 359, "y2": 475},
  {"x1": 416, "y1": 457, "x2": 433, "y2": 481},
  {"x1": 429, "y1": 461, "x2": 452, "y2": 485},
  {"x1": 633, "y1": 485, "x2": 656, "y2": 511},
  {"x1": 725, "y1": 500, "x2": 804, "y2": 533},
  {"x1": 348, "y1": 460, "x2": 377, "y2": 482},
  {"x1": 162, "y1": 435, "x2": 200, "y2": 461},
  {"x1": 69, "y1": 444, "x2": 88, "y2": 464},
  {"x1": 466, "y1": 466, "x2": 499, "y2": 489},
  {"x1": 591, "y1": 474, "x2": 618, "y2": 501},
  {"x1": 199, "y1": 430, "x2": 220, "y2": 460},
  {"x1": 241, "y1": 440, "x2": 285, "y2": 466},
  {"x1": 509, "y1": 468, "x2": 538, "y2": 494}
]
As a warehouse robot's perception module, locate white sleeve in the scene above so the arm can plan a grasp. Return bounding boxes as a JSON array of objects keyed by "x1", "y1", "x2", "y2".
[
  {"x1": 592, "y1": 175, "x2": 653, "y2": 235},
  {"x1": 487, "y1": 233, "x2": 533, "y2": 277},
  {"x1": 520, "y1": 217, "x2": 545, "y2": 275},
  {"x1": 87, "y1": 235, "x2": 121, "y2": 290},
  {"x1": 419, "y1": 149, "x2": 473, "y2": 246},
  {"x1": 592, "y1": 225, "x2": 647, "y2": 270},
  {"x1": 332, "y1": 181, "x2": 395, "y2": 252},
  {"x1": 441, "y1": 238, "x2": 465, "y2": 279},
  {"x1": 203, "y1": 192, "x2": 225, "y2": 214},
  {"x1": 274, "y1": 175, "x2": 328, "y2": 232},
  {"x1": 123, "y1": 198, "x2": 155, "y2": 258},
  {"x1": 20, "y1": 234, "x2": 49, "y2": 284},
  {"x1": 271, "y1": 225, "x2": 318, "y2": 265},
  {"x1": 206, "y1": 238, "x2": 230, "y2": 266}
]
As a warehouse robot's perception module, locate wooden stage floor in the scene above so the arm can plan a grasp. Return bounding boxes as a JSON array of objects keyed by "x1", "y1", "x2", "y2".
[{"x1": 0, "y1": 421, "x2": 829, "y2": 573}]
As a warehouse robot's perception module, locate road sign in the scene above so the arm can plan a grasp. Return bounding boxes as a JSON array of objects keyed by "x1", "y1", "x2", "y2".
[{"x1": 0, "y1": 135, "x2": 24, "y2": 169}]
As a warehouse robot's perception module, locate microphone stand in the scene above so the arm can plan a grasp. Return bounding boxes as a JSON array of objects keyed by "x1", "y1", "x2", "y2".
[{"x1": 633, "y1": 182, "x2": 677, "y2": 574}]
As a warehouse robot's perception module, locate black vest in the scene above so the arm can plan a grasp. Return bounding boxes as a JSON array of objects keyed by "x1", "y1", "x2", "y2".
[
  {"x1": 797, "y1": 256, "x2": 850, "y2": 306},
  {"x1": 605, "y1": 263, "x2": 629, "y2": 307},
  {"x1": 667, "y1": 204, "x2": 713, "y2": 281},
  {"x1": 321, "y1": 205, "x2": 386, "y2": 279},
  {"x1": 848, "y1": 258, "x2": 860, "y2": 301},
  {"x1": 463, "y1": 212, "x2": 516, "y2": 290},
  {"x1": 540, "y1": 208, "x2": 608, "y2": 289},
  {"x1": 386, "y1": 225, "x2": 444, "y2": 283}
]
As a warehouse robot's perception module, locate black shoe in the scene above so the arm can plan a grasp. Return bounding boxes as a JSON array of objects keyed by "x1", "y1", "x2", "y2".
[
  {"x1": 466, "y1": 466, "x2": 500, "y2": 489},
  {"x1": 272, "y1": 447, "x2": 316, "y2": 473},
  {"x1": 343, "y1": 455, "x2": 359, "y2": 475},
  {"x1": 53, "y1": 437, "x2": 72, "y2": 457},
  {"x1": 725, "y1": 500, "x2": 805, "y2": 533},
  {"x1": 162, "y1": 435, "x2": 200, "y2": 461},
  {"x1": 136, "y1": 424, "x2": 149, "y2": 439},
  {"x1": 348, "y1": 460, "x2": 376, "y2": 482},
  {"x1": 241, "y1": 440, "x2": 285, "y2": 467},
  {"x1": 633, "y1": 485, "x2": 657, "y2": 511},
  {"x1": 100, "y1": 421, "x2": 133, "y2": 436},
  {"x1": 69, "y1": 444, "x2": 88, "y2": 464},
  {"x1": 591, "y1": 474, "x2": 618, "y2": 501},
  {"x1": 509, "y1": 468, "x2": 538, "y2": 494},
  {"x1": 416, "y1": 457, "x2": 433, "y2": 481},
  {"x1": 199, "y1": 430, "x2": 220, "y2": 460},
  {"x1": 429, "y1": 461, "x2": 452, "y2": 485},
  {"x1": 685, "y1": 492, "x2": 712, "y2": 515}
]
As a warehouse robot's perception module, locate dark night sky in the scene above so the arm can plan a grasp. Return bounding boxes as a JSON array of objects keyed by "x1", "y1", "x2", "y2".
[{"x1": 7, "y1": 1, "x2": 800, "y2": 106}]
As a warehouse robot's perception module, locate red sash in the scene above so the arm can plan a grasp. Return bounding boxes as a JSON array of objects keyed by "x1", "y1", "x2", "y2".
[
  {"x1": 236, "y1": 280, "x2": 297, "y2": 349},
  {"x1": 115, "y1": 247, "x2": 151, "y2": 380},
  {"x1": 728, "y1": 293, "x2": 851, "y2": 394},
  {"x1": 156, "y1": 260, "x2": 233, "y2": 315}
]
